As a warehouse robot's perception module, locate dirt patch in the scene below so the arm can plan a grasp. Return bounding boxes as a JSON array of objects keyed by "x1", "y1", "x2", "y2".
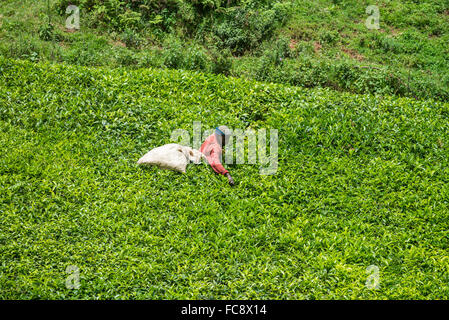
[
  {"x1": 389, "y1": 27, "x2": 402, "y2": 36},
  {"x1": 58, "y1": 41, "x2": 69, "y2": 48},
  {"x1": 313, "y1": 41, "x2": 322, "y2": 54},
  {"x1": 289, "y1": 39, "x2": 297, "y2": 50},
  {"x1": 341, "y1": 47, "x2": 364, "y2": 61},
  {"x1": 111, "y1": 40, "x2": 127, "y2": 48}
]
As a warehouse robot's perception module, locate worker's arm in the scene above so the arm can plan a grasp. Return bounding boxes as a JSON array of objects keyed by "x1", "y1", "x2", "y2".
[
  {"x1": 208, "y1": 147, "x2": 234, "y2": 186},
  {"x1": 208, "y1": 148, "x2": 228, "y2": 175}
]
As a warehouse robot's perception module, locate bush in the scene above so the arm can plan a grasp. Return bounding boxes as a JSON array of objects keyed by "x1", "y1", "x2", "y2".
[
  {"x1": 115, "y1": 48, "x2": 139, "y2": 66},
  {"x1": 213, "y1": 4, "x2": 288, "y2": 54},
  {"x1": 61, "y1": 35, "x2": 112, "y2": 66},
  {"x1": 319, "y1": 30, "x2": 339, "y2": 45},
  {"x1": 210, "y1": 48, "x2": 232, "y2": 75},
  {"x1": 38, "y1": 23, "x2": 55, "y2": 41},
  {"x1": 120, "y1": 28, "x2": 143, "y2": 48},
  {"x1": 291, "y1": 41, "x2": 314, "y2": 57},
  {"x1": 163, "y1": 38, "x2": 185, "y2": 69},
  {"x1": 184, "y1": 46, "x2": 208, "y2": 71},
  {"x1": 255, "y1": 36, "x2": 291, "y2": 80}
]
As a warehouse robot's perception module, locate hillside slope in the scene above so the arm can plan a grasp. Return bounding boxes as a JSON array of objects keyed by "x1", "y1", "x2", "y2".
[{"x1": 0, "y1": 0, "x2": 448, "y2": 100}]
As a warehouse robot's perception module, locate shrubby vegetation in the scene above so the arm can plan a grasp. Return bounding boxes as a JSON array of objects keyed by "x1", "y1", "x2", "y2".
[
  {"x1": 53, "y1": 0, "x2": 290, "y2": 54},
  {"x1": 0, "y1": 0, "x2": 447, "y2": 100},
  {"x1": 1, "y1": 58, "x2": 449, "y2": 298}
]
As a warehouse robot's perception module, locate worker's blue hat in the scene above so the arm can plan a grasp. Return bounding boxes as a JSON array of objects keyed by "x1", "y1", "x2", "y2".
[{"x1": 215, "y1": 127, "x2": 226, "y2": 136}]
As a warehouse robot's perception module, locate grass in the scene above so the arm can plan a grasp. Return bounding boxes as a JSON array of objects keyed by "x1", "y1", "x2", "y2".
[
  {"x1": 0, "y1": 0, "x2": 448, "y2": 100},
  {"x1": 1, "y1": 57, "x2": 449, "y2": 299}
]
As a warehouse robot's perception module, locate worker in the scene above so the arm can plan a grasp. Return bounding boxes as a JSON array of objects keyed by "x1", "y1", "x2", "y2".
[{"x1": 200, "y1": 125, "x2": 235, "y2": 186}]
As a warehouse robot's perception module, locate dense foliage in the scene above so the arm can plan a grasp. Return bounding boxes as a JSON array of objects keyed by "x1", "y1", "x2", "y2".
[
  {"x1": 0, "y1": 0, "x2": 447, "y2": 100},
  {"x1": 53, "y1": 0, "x2": 290, "y2": 54},
  {"x1": 1, "y1": 58, "x2": 449, "y2": 298}
]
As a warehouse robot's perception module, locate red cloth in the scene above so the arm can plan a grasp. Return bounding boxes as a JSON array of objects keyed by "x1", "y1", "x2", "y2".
[{"x1": 200, "y1": 134, "x2": 229, "y2": 175}]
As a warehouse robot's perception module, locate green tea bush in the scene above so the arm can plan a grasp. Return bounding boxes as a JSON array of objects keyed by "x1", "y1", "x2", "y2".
[
  {"x1": 114, "y1": 48, "x2": 139, "y2": 66},
  {"x1": 245, "y1": 54, "x2": 449, "y2": 101},
  {"x1": 162, "y1": 38, "x2": 209, "y2": 71},
  {"x1": 163, "y1": 37, "x2": 185, "y2": 69},
  {"x1": 184, "y1": 46, "x2": 208, "y2": 71},
  {"x1": 61, "y1": 34, "x2": 113, "y2": 66},
  {"x1": 1, "y1": 58, "x2": 449, "y2": 299}
]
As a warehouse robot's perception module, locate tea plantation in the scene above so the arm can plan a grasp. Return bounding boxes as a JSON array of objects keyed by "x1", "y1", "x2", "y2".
[{"x1": 1, "y1": 58, "x2": 449, "y2": 299}]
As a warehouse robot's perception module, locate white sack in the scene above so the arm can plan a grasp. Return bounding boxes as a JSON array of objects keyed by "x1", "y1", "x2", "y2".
[{"x1": 137, "y1": 144, "x2": 204, "y2": 173}]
